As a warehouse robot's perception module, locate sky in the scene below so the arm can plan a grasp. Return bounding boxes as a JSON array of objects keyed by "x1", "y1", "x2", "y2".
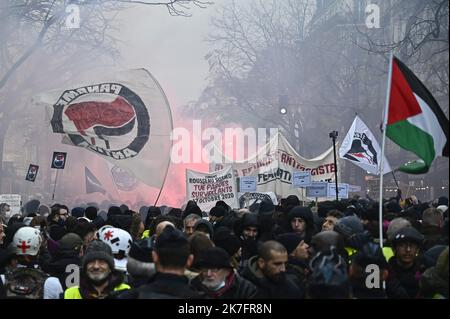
[
  {"x1": 107, "y1": 2, "x2": 227, "y2": 206},
  {"x1": 114, "y1": 1, "x2": 224, "y2": 110}
]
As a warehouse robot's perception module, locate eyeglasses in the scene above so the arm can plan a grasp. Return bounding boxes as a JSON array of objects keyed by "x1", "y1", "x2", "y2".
[{"x1": 58, "y1": 213, "x2": 68, "y2": 216}]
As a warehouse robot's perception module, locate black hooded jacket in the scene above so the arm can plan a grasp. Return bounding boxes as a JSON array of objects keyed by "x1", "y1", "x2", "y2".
[
  {"x1": 388, "y1": 256, "x2": 421, "y2": 298},
  {"x1": 42, "y1": 250, "x2": 81, "y2": 290},
  {"x1": 136, "y1": 273, "x2": 205, "y2": 299},
  {"x1": 240, "y1": 256, "x2": 304, "y2": 299}
]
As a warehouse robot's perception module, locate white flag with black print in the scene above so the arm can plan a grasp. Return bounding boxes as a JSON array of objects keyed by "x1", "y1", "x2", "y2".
[
  {"x1": 34, "y1": 69, "x2": 173, "y2": 190},
  {"x1": 339, "y1": 115, "x2": 392, "y2": 175}
]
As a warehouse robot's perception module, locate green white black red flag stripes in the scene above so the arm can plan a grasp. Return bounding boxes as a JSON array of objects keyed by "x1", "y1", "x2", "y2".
[{"x1": 386, "y1": 56, "x2": 449, "y2": 174}]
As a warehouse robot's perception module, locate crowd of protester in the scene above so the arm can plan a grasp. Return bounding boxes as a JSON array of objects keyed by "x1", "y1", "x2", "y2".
[{"x1": 0, "y1": 191, "x2": 448, "y2": 299}]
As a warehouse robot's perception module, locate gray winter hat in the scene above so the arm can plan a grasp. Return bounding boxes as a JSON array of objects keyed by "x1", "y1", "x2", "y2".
[
  {"x1": 82, "y1": 240, "x2": 114, "y2": 270},
  {"x1": 334, "y1": 216, "x2": 364, "y2": 239}
]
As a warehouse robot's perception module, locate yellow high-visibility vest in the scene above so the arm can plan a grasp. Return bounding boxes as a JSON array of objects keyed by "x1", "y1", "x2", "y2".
[
  {"x1": 64, "y1": 283, "x2": 130, "y2": 299},
  {"x1": 141, "y1": 229, "x2": 150, "y2": 239},
  {"x1": 382, "y1": 246, "x2": 394, "y2": 262}
]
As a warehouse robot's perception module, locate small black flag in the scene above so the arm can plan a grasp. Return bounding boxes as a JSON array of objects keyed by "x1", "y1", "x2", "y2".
[
  {"x1": 85, "y1": 167, "x2": 106, "y2": 194},
  {"x1": 25, "y1": 164, "x2": 39, "y2": 182},
  {"x1": 51, "y1": 152, "x2": 67, "y2": 169}
]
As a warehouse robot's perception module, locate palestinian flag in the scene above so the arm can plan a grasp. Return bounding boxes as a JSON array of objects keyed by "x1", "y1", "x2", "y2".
[{"x1": 386, "y1": 56, "x2": 449, "y2": 174}]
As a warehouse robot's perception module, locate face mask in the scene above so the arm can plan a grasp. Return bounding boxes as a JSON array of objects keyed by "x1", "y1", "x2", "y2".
[
  {"x1": 202, "y1": 279, "x2": 226, "y2": 291},
  {"x1": 57, "y1": 219, "x2": 65, "y2": 226},
  {"x1": 2, "y1": 210, "x2": 12, "y2": 223}
]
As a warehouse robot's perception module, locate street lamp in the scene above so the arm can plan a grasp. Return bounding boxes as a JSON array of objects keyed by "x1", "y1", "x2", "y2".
[
  {"x1": 279, "y1": 94, "x2": 288, "y2": 115},
  {"x1": 329, "y1": 130, "x2": 339, "y2": 201}
]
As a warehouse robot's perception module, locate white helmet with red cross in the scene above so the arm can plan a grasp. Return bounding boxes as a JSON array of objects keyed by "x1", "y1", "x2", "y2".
[
  {"x1": 13, "y1": 226, "x2": 42, "y2": 256},
  {"x1": 99, "y1": 227, "x2": 132, "y2": 256}
]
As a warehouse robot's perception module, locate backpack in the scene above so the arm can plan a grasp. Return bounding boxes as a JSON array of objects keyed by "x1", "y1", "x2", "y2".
[{"x1": 4, "y1": 267, "x2": 48, "y2": 299}]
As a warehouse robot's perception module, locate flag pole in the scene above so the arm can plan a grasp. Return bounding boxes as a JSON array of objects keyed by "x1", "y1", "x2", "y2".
[
  {"x1": 391, "y1": 170, "x2": 400, "y2": 190},
  {"x1": 52, "y1": 169, "x2": 60, "y2": 202},
  {"x1": 379, "y1": 52, "x2": 394, "y2": 249},
  {"x1": 154, "y1": 169, "x2": 169, "y2": 206}
]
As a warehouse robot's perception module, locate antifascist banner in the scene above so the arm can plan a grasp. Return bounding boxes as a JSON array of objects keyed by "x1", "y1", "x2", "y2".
[
  {"x1": 35, "y1": 69, "x2": 172, "y2": 190},
  {"x1": 25, "y1": 164, "x2": 39, "y2": 182},
  {"x1": 186, "y1": 166, "x2": 238, "y2": 212},
  {"x1": 210, "y1": 133, "x2": 335, "y2": 199}
]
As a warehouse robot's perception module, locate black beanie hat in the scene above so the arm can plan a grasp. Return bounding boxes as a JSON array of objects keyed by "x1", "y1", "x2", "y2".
[
  {"x1": 276, "y1": 233, "x2": 302, "y2": 254},
  {"x1": 334, "y1": 216, "x2": 364, "y2": 238},
  {"x1": 195, "y1": 247, "x2": 233, "y2": 269},
  {"x1": 59, "y1": 233, "x2": 83, "y2": 253},
  {"x1": 209, "y1": 206, "x2": 227, "y2": 218},
  {"x1": 259, "y1": 200, "x2": 275, "y2": 215},
  {"x1": 213, "y1": 228, "x2": 241, "y2": 257},
  {"x1": 108, "y1": 206, "x2": 122, "y2": 216},
  {"x1": 85, "y1": 206, "x2": 98, "y2": 221},
  {"x1": 286, "y1": 195, "x2": 300, "y2": 207},
  {"x1": 215, "y1": 200, "x2": 230, "y2": 211},
  {"x1": 82, "y1": 240, "x2": 114, "y2": 270},
  {"x1": 360, "y1": 206, "x2": 379, "y2": 222},
  {"x1": 71, "y1": 207, "x2": 85, "y2": 218},
  {"x1": 182, "y1": 201, "x2": 203, "y2": 219},
  {"x1": 155, "y1": 225, "x2": 188, "y2": 250},
  {"x1": 147, "y1": 206, "x2": 162, "y2": 218}
]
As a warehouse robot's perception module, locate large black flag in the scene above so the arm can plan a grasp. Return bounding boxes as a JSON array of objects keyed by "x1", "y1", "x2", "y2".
[{"x1": 85, "y1": 167, "x2": 106, "y2": 194}]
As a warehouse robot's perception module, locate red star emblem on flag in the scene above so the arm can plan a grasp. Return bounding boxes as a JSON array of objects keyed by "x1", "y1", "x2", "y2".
[{"x1": 103, "y1": 230, "x2": 114, "y2": 241}]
